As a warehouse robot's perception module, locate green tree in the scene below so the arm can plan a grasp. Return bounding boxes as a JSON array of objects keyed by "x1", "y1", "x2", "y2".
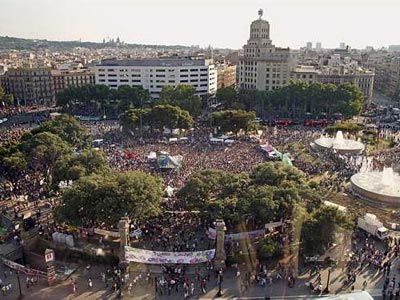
[
  {"x1": 336, "y1": 83, "x2": 365, "y2": 118},
  {"x1": 119, "y1": 107, "x2": 152, "y2": 134},
  {"x1": 150, "y1": 105, "x2": 193, "y2": 132},
  {"x1": 178, "y1": 169, "x2": 245, "y2": 221},
  {"x1": 250, "y1": 161, "x2": 304, "y2": 186},
  {"x1": 216, "y1": 87, "x2": 238, "y2": 108},
  {"x1": 52, "y1": 149, "x2": 110, "y2": 187},
  {"x1": 117, "y1": 85, "x2": 151, "y2": 112},
  {"x1": 211, "y1": 110, "x2": 256, "y2": 135},
  {"x1": 20, "y1": 132, "x2": 71, "y2": 179},
  {"x1": 56, "y1": 171, "x2": 163, "y2": 226},
  {"x1": 28, "y1": 114, "x2": 89, "y2": 148},
  {"x1": 257, "y1": 236, "x2": 281, "y2": 260},
  {"x1": 178, "y1": 162, "x2": 321, "y2": 225},
  {"x1": 160, "y1": 85, "x2": 202, "y2": 116},
  {"x1": 1, "y1": 150, "x2": 27, "y2": 186},
  {"x1": 301, "y1": 206, "x2": 352, "y2": 255}
]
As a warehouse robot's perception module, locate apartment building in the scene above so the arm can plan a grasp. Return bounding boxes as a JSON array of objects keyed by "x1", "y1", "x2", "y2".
[
  {"x1": 0, "y1": 68, "x2": 55, "y2": 106},
  {"x1": 291, "y1": 65, "x2": 375, "y2": 101},
  {"x1": 52, "y1": 69, "x2": 95, "y2": 94}
]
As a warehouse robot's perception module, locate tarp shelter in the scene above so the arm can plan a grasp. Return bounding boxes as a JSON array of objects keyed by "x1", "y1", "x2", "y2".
[
  {"x1": 157, "y1": 152, "x2": 183, "y2": 169},
  {"x1": 210, "y1": 138, "x2": 224, "y2": 145},
  {"x1": 147, "y1": 152, "x2": 157, "y2": 160},
  {"x1": 92, "y1": 139, "x2": 104, "y2": 147},
  {"x1": 165, "y1": 185, "x2": 175, "y2": 197},
  {"x1": 169, "y1": 138, "x2": 178, "y2": 143}
]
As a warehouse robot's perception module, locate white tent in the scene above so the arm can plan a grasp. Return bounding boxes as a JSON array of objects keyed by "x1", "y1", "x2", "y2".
[
  {"x1": 147, "y1": 152, "x2": 157, "y2": 160},
  {"x1": 165, "y1": 185, "x2": 175, "y2": 197}
]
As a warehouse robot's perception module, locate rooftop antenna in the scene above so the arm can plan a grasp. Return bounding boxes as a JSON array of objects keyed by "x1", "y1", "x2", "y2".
[{"x1": 258, "y1": 9, "x2": 263, "y2": 20}]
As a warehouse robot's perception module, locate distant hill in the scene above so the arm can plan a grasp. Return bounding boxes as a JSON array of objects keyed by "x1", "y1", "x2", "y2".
[{"x1": 0, "y1": 36, "x2": 194, "y2": 51}]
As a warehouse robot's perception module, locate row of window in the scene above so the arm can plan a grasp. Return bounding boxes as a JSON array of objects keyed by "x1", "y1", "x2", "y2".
[{"x1": 98, "y1": 67, "x2": 209, "y2": 73}]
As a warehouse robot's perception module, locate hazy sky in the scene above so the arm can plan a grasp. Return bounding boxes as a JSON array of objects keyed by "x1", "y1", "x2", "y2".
[{"x1": 0, "y1": 0, "x2": 398, "y2": 49}]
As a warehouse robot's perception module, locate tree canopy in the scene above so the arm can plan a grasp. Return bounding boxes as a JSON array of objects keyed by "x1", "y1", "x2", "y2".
[
  {"x1": 120, "y1": 104, "x2": 193, "y2": 135},
  {"x1": 235, "y1": 82, "x2": 366, "y2": 120},
  {"x1": 56, "y1": 84, "x2": 153, "y2": 118},
  {"x1": 27, "y1": 114, "x2": 89, "y2": 148},
  {"x1": 211, "y1": 110, "x2": 256, "y2": 134},
  {"x1": 300, "y1": 205, "x2": 352, "y2": 255},
  {"x1": 216, "y1": 86, "x2": 238, "y2": 108},
  {"x1": 19, "y1": 132, "x2": 71, "y2": 177},
  {"x1": 52, "y1": 148, "x2": 110, "y2": 187},
  {"x1": 159, "y1": 85, "x2": 202, "y2": 116},
  {"x1": 178, "y1": 162, "x2": 321, "y2": 225},
  {"x1": 55, "y1": 171, "x2": 163, "y2": 226}
]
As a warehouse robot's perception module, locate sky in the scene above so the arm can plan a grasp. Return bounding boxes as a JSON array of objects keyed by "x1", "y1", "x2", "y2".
[{"x1": 0, "y1": 0, "x2": 399, "y2": 50}]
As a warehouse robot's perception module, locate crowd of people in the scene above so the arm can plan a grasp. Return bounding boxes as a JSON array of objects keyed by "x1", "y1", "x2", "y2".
[
  {"x1": 104, "y1": 128, "x2": 266, "y2": 190},
  {"x1": 1, "y1": 103, "x2": 400, "y2": 298},
  {"x1": 130, "y1": 213, "x2": 211, "y2": 252}
]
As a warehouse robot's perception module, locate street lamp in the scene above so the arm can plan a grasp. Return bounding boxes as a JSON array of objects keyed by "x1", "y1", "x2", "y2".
[
  {"x1": 16, "y1": 270, "x2": 24, "y2": 299},
  {"x1": 323, "y1": 267, "x2": 332, "y2": 294}
]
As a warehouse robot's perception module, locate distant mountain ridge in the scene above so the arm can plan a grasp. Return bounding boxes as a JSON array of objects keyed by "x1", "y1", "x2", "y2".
[{"x1": 0, "y1": 35, "x2": 195, "y2": 50}]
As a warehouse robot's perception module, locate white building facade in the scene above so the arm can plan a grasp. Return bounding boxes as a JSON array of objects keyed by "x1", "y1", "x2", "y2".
[{"x1": 95, "y1": 57, "x2": 216, "y2": 98}]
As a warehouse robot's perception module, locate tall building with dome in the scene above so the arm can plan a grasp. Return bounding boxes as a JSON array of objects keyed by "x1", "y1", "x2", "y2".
[{"x1": 239, "y1": 9, "x2": 296, "y2": 91}]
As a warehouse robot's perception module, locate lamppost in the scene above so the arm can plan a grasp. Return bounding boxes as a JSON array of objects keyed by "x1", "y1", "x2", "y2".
[
  {"x1": 323, "y1": 267, "x2": 332, "y2": 294},
  {"x1": 16, "y1": 270, "x2": 24, "y2": 299}
]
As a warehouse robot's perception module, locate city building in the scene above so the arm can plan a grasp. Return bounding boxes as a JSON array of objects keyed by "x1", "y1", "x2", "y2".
[
  {"x1": 216, "y1": 62, "x2": 236, "y2": 89},
  {"x1": 52, "y1": 69, "x2": 95, "y2": 94},
  {"x1": 306, "y1": 42, "x2": 313, "y2": 51},
  {"x1": 339, "y1": 42, "x2": 346, "y2": 49},
  {"x1": 315, "y1": 42, "x2": 322, "y2": 52},
  {"x1": 0, "y1": 67, "x2": 55, "y2": 106},
  {"x1": 238, "y1": 9, "x2": 295, "y2": 91},
  {"x1": 291, "y1": 65, "x2": 375, "y2": 101},
  {"x1": 94, "y1": 57, "x2": 216, "y2": 98},
  {"x1": 365, "y1": 54, "x2": 400, "y2": 102},
  {"x1": 388, "y1": 45, "x2": 400, "y2": 53}
]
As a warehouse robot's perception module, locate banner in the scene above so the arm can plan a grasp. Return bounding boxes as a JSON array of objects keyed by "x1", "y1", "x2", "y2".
[
  {"x1": 124, "y1": 246, "x2": 215, "y2": 264},
  {"x1": 2, "y1": 258, "x2": 47, "y2": 277},
  {"x1": 94, "y1": 228, "x2": 120, "y2": 238},
  {"x1": 265, "y1": 221, "x2": 284, "y2": 229},
  {"x1": 206, "y1": 228, "x2": 265, "y2": 241}
]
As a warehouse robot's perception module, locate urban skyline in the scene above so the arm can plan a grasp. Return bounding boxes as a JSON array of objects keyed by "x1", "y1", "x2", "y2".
[{"x1": 0, "y1": 0, "x2": 399, "y2": 50}]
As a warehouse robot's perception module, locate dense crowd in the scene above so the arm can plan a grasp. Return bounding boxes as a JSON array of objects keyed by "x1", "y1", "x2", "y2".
[{"x1": 1, "y1": 104, "x2": 400, "y2": 298}]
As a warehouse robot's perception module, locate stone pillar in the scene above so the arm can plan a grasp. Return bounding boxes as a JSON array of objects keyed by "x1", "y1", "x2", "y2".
[
  {"x1": 214, "y1": 219, "x2": 226, "y2": 269},
  {"x1": 118, "y1": 217, "x2": 130, "y2": 257},
  {"x1": 118, "y1": 217, "x2": 130, "y2": 296},
  {"x1": 45, "y1": 248, "x2": 56, "y2": 286}
]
